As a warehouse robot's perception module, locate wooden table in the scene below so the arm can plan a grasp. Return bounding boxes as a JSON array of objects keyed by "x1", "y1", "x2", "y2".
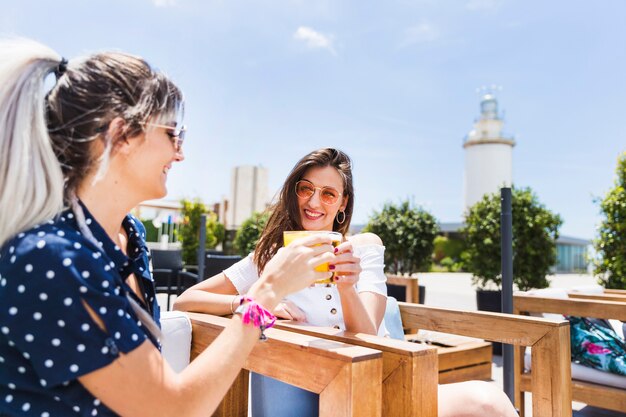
[{"x1": 405, "y1": 330, "x2": 492, "y2": 384}]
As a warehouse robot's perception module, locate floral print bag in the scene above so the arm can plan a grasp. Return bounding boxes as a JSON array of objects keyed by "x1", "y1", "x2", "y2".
[{"x1": 568, "y1": 316, "x2": 626, "y2": 376}]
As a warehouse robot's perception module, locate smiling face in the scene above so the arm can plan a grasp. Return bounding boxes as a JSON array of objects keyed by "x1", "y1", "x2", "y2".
[
  {"x1": 122, "y1": 120, "x2": 185, "y2": 201},
  {"x1": 297, "y1": 165, "x2": 348, "y2": 231}
]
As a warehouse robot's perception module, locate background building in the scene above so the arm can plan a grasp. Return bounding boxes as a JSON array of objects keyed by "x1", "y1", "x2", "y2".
[{"x1": 227, "y1": 165, "x2": 269, "y2": 230}]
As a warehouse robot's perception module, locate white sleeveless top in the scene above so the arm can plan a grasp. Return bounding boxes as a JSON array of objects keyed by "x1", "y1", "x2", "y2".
[{"x1": 224, "y1": 244, "x2": 389, "y2": 337}]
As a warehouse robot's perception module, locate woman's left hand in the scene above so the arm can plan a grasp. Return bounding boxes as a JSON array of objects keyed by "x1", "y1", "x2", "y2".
[{"x1": 329, "y1": 241, "x2": 361, "y2": 289}]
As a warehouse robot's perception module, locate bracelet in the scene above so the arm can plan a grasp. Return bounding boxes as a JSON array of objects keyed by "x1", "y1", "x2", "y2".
[
  {"x1": 230, "y1": 295, "x2": 240, "y2": 314},
  {"x1": 233, "y1": 296, "x2": 276, "y2": 341}
]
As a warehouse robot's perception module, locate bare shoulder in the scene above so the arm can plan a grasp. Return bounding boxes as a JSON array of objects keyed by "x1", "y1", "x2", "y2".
[{"x1": 347, "y1": 232, "x2": 383, "y2": 246}]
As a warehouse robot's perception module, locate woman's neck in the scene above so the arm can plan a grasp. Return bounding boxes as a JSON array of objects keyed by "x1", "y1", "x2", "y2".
[{"x1": 77, "y1": 179, "x2": 137, "y2": 246}]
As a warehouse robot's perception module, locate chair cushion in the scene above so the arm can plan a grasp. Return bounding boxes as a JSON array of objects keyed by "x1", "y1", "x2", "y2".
[
  {"x1": 525, "y1": 350, "x2": 626, "y2": 389},
  {"x1": 569, "y1": 284, "x2": 605, "y2": 295},
  {"x1": 160, "y1": 311, "x2": 192, "y2": 373},
  {"x1": 524, "y1": 288, "x2": 569, "y2": 321},
  {"x1": 384, "y1": 296, "x2": 405, "y2": 341}
]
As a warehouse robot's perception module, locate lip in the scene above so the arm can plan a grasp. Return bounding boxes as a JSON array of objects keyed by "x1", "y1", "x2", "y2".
[{"x1": 303, "y1": 209, "x2": 324, "y2": 220}]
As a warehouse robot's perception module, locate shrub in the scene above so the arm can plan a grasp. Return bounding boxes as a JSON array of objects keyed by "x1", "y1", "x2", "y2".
[
  {"x1": 363, "y1": 200, "x2": 439, "y2": 275},
  {"x1": 594, "y1": 152, "x2": 626, "y2": 289},
  {"x1": 178, "y1": 199, "x2": 225, "y2": 265},
  {"x1": 462, "y1": 186, "x2": 562, "y2": 291},
  {"x1": 234, "y1": 211, "x2": 271, "y2": 256}
]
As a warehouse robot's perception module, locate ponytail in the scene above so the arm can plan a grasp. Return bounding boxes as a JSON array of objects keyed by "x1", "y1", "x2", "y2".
[{"x1": 0, "y1": 38, "x2": 65, "y2": 247}]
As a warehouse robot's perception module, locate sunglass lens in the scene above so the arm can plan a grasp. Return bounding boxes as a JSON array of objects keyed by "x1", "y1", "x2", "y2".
[{"x1": 321, "y1": 189, "x2": 339, "y2": 205}]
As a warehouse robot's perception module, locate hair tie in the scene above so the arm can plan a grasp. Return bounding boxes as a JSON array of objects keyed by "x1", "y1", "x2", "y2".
[
  {"x1": 234, "y1": 296, "x2": 276, "y2": 341},
  {"x1": 54, "y1": 58, "x2": 68, "y2": 80}
]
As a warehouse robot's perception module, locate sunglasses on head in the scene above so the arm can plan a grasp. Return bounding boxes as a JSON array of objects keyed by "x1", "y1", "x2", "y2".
[{"x1": 295, "y1": 180, "x2": 342, "y2": 205}]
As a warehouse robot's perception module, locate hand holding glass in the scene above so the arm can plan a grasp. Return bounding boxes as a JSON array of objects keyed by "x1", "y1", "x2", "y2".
[{"x1": 283, "y1": 231, "x2": 342, "y2": 284}]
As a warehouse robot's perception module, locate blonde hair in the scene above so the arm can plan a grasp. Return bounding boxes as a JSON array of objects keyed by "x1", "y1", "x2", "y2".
[
  {"x1": 0, "y1": 37, "x2": 184, "y2": 338},
  {"x1": 0, "y1": 38, "x2": 64, "y2": 247}
]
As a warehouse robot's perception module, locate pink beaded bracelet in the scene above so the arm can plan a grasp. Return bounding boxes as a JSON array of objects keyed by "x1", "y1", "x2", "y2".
[{"x1": 234, "y1": 296, "x2": 276, "y2": 341}]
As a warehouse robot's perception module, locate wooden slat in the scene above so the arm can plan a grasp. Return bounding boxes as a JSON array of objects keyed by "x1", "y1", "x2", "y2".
[
  {"x1": 398, "y1": 302, "x2": 564, "y2": 345},
  {"x1": 520, "y1": 375, "x2": 626, "y2": 412},
  {"x1": 437, "y1": 343, "x2": 492, "y2": 372},
  {"x1": 571, "y1": 380, "x2": 626, "y2": 412},
  {"x1": 188, "y1": 313, "x2": 383, "y2": 417},
  {"x1": 438, "y1": 362, "x2": 492, "y2": 384}
]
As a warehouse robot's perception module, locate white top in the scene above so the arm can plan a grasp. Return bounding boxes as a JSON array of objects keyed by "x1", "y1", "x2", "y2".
[{"x1": 224, "y1": 244, "x2": 388, "y2": 337}]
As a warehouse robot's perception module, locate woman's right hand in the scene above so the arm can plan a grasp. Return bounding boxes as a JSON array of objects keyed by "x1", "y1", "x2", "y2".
[{"x1": 250, "y1": 234, "x2": 335, "y2": 308}]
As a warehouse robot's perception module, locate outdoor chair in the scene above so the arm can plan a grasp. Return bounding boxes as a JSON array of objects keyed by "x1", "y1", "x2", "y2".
[
  {"x1": 187, "y1": 312, "x2": 383, "y2": 417},
  {"x1": 513, "y1": 289, "x2": 626, "y2": 416},
  {"x1": 202, "y1": 254, "x2": 242, "y2": 280},
  {"x1": 151, "y1": 248, "x2": 186, "y2": 310},
  {"x1": 386, "y1": 274, "x2": 420, "y2": 304},
  {"x1": 270, "y1": 298, "x2": 572, "y2": 417}
]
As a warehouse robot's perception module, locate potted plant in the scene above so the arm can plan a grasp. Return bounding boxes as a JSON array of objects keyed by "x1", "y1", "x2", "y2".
[
  {"x1": 462, "y1": 186, "x2": 562, "y2": 353},
  {"x1": 363, "y1": 200, "x2": 439, "y2": 304},
  {"x1": 178, "y1": 198, "x2": 225, "y2": 266}
]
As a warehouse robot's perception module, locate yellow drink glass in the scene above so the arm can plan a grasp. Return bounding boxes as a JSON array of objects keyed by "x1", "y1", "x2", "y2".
[{"x1": 283, "y1": 230, "x2": 342, "y2": 285}]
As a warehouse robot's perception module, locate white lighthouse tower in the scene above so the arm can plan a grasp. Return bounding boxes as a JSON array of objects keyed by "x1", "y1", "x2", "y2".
[{"x1": 463, "y1": 91, "x2": 515, "y2": 211}]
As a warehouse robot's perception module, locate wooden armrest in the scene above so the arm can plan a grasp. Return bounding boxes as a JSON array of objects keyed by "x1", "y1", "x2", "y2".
[
  {"x1": 568, "y1": 292, "x2": 626, "y2": 303},
  {"x1": 274, "y1": 321, "x2": 438, "y2": 417},
  {"x1": 514, "y1": 294, "x2": 626, "y2": 321},
  {"x1": 397, "y1": 302, "x2": 571, "y2": 417},
  {"x1": 187, "y1": 313, "x2": 383, "y2": 417}
]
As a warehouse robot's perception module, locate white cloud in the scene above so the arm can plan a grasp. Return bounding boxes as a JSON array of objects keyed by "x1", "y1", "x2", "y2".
[
  {"x1": 466, "y1": 0, "x2": 502, "y2": 11},
  {"x1": 293, "y1": 26, "x2": 336, "y2": 55},
  {"x1": 400, "y1": 22, "x2": 440, "y2": 47},
  {"x1": 152, "y1": 0, "x2": 177, "y2": 7}
]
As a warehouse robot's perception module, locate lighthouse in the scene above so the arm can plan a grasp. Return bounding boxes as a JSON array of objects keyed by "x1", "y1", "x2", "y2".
[{"x1": 463, "y1": 92, "x2": 515, "y2": 211}]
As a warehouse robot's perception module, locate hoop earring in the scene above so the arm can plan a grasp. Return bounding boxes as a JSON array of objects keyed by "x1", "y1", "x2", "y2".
[{"x1": 336, "y1": 210, "x2": 346, "y2": 225}]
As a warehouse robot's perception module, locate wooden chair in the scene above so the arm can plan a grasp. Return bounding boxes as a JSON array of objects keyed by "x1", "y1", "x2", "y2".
[
  {"x1": 386, "y1": 274, "x2": 420, "y2": 304},
  {"x1": 277, "y1": 302, "x2": 572, "y2": 417},
  {"x1": 187, "y1": 312, "x2": 383, "y2": 417},
  {"x1": 513, "y1": 293, "x2": 626, "y2": 416}
]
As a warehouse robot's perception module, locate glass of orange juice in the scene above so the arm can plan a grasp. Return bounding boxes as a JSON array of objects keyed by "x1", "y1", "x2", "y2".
[{"x1": 283, "y1": 230, "x2": 342, "y2": 285}]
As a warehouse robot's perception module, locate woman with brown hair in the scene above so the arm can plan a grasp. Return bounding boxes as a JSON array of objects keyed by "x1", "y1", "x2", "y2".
[
  {"x1": 0, "y1": 38, "x2": 335, "y2": 417},
  {"x1": 176, "y1": 147, "x2": 518, "y2": 417},
  {"x1": 175, "y1": 147, "x2": 388, "y2": 336}
]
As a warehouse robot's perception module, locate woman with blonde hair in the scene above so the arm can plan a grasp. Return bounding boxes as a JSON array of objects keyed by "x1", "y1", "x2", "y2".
[{"x1": 0, "y1": 38, "x2": 335, "y2": 417}]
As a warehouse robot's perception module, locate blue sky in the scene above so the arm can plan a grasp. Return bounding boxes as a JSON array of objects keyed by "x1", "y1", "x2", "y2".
[{"x1": 3, "y1": 0, "x2": 625, "y2": 239}]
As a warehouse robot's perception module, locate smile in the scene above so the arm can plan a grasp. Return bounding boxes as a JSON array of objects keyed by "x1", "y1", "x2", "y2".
[{"x1": 304, "y1": 209, "x2": 323, "y2": 220}]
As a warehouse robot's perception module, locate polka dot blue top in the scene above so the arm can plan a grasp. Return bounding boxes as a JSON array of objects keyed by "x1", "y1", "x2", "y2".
[{"x1": 0, "y1": 201, "x2": 161, "y2": 416}]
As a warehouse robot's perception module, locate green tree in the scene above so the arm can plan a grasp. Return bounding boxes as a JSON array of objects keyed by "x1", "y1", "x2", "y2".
[
  {"x1": 233, "y1": 211, "x2": 271, "y2": 256},
  {"x1": 462, "y1": 186, "x2": 562, "y2": 291},
  {"x1": 594, "y1": 152, "x2": 626, "y2": 289},
  {"x1": 178, "y1": 199, "x2": 225, "y2": 265},
  {"x1": 363, "y1": 200, "x2": 439, "y2": 274}
]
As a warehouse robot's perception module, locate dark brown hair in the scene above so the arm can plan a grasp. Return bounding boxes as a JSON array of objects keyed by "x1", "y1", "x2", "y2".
[
  {"x1": 46, "y1": 52, "x2": 183, "y2": 201},
  {"x1": 254, "y1": 148, "x2": 354, "y2": 274}
]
